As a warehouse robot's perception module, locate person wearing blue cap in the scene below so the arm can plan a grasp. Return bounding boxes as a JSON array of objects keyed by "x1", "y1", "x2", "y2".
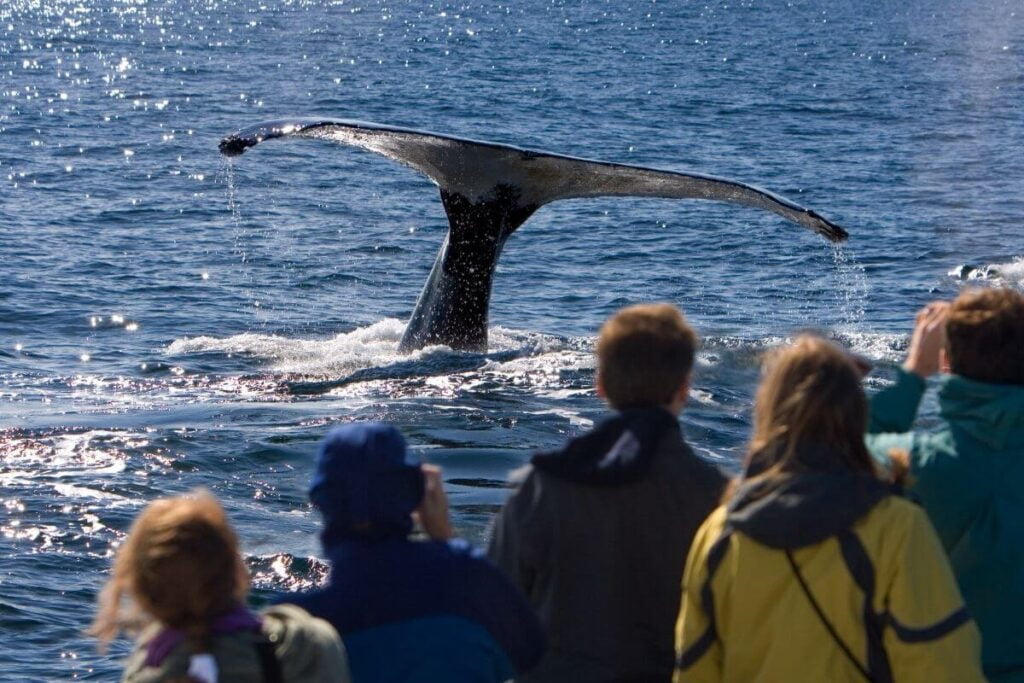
[{"x1": 282, "y1": 422, "x2": 545, "y2": 683}]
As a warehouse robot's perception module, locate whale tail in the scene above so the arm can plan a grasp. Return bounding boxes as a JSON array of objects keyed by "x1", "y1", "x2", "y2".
[{"x1": 220, "y1": 118, "x2": 848, "y2": 351}]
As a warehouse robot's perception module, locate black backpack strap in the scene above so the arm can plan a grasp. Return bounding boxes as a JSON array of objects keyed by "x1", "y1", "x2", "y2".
[
  {"x1": 836, "y1": 530, "x2": 893, "y2": 683},
  {"x1": 785, "y1": 549, "x2": 874, "y2": 682},
  {"x1": 676, "y1": 527, "x2": 733, "y2": 671},
  {"x1": 785, "y1": 529, "x2": 895, "y2": 683},
  {"x1": 253, "y1": 638, "x2": 284, "y2": 683}
]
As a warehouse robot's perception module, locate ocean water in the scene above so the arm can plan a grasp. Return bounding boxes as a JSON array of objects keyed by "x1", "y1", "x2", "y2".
[{"x1": 1, "y1": 0, "x2": 1022, "y2": 678}]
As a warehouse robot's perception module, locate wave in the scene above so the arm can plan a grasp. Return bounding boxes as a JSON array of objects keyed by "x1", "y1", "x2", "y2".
[
  {"x1": 701, "y1": 331, "x2": 906, "y2": 367},
  {"x1": 3, "y1": 322, "x2": 912, "y2": 415},
  {"x1": 166, "y1": 318, "x2": 575, "y2": 378},
  {"x1": 249, "y1": 552, "x2": 330, "y2": 593},
  {"x1": 167, "y1": 318, "x2": 414, "y2": 376},
  {"x1": 0, "y1": 429, "x2": 148, "y2": 554},
  {"x1": 164, "y1": 317, "x2": 911, "y2": 386},
  {"x1": 948, "y1": 257, "x2": 1024, "y2": 288},
  {"x1": 830, "y1": 331, "x2": 907, "y2": 364}
]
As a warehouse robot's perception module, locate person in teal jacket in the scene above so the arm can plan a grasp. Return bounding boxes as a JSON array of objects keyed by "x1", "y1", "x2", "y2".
[{"x1": 867, "y1": 287, "x2": 1024, "y2": 683}]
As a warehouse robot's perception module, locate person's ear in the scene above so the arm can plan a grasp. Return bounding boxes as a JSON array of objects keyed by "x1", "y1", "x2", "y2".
[
  {"x1": 234, "y1": 556, "x2": 251, "y2": 602},
  {"x1": 596, "y1": 373, "x2": 606, "y2": 399},
  {"x1": 676, "y1": 375, "x2": 690, "y2": 403},
  {"x1": 667, "y1": 374, "x2": 690, "y2": 414},
  {"x1": 939, "y1": 347, "x2": 951, "y2": 374}
]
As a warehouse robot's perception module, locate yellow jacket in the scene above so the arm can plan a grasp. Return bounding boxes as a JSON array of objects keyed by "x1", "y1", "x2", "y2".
[{"x1": 675, "y1": 472, "x2": 985, "y2": 683}]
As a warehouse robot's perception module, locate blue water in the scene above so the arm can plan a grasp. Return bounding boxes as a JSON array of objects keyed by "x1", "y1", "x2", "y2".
[{"x1": 1, "y1": 0, "x2": 1022, "y2": 678}]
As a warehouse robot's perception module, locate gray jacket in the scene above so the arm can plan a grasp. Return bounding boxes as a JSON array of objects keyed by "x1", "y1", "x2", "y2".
[{"x1": 488, "y1": 421, "x2": 726, "y2": 682}]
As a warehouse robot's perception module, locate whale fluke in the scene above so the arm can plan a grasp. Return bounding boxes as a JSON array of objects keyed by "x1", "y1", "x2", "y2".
[{"x1": 220, "y1": 118, "x2": 849, "y2": 352}]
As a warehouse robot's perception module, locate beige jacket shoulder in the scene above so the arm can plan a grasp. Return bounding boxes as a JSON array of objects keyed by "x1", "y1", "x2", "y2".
[{"x1": 121, "y1": 603, "x2": 350, "y2": 683}]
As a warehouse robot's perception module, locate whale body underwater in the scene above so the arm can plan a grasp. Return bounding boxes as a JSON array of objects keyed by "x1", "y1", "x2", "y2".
[{"x1": 220, "y1": 119, "x2": 848, "y2": 353}]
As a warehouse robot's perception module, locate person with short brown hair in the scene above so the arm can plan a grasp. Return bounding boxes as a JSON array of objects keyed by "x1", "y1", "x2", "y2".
[
  {"x1": 90, "y1": 490, "x2": 349, "y2": 683},
  {"x1": 945, "y1": 287, "x2": 1024, "y2": 384},
  {"x1": 868, "y1": 287, "x2": 1024, "y2": 682},
  {"x1": 596, "y1": 302, "x2": 698, "y2": 409},
  {"x1": 488, "y1": 303, "x2": 726, "y2": 682}
]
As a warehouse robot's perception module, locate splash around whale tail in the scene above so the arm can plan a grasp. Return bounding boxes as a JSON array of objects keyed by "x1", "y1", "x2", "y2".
[{"x1": 220, "y1": 118, "x2": 849, "y2": 351}]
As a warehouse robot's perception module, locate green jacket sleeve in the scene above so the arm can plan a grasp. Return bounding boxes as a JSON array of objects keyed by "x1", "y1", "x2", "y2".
[
  {"x1": 868, "y1": 367, "x2": 926, "y2": 434},
  {"x1": 878, "y1": 505, "x2": 985, "y2": 683}
]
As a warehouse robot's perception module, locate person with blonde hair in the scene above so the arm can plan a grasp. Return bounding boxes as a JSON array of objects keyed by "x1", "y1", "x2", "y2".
[
  {"x1": 675, "y1": 335, "x2": 984, "y2": 683},
  {"x1": 869, "y1": 288, "x2": 1024, "y2": 681},
  {"x1": 90, "y1": 490, "x2": 349, "y2": 683},
  {"x1": 489, "y1": 303, "x2": 727, "y2": 682}
]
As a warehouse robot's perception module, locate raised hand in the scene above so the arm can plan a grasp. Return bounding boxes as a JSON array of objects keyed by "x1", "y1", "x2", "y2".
[
  {"x1": 904, "y1": 302, "x2": 950, "y2": 378},
  {"x1": 414, "y1": 464, "x2": 455, "y2": 541}
]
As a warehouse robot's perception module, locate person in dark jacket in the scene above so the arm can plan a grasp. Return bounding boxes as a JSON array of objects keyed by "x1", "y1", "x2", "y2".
[
  {"x1": 487, "y1": 303, "x2": 727, "y2": 682},
  {"x1": 285, "y1": 422, "x2": 545, "y2": 683},
  {"x1": 868, "y1": 288, "x2": 1024, "y2": 682}
]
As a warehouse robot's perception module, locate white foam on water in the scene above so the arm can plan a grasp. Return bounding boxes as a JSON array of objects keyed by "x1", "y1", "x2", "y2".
[
  {"x1": 168, "y1": 318, "x2": 414, "y2": 375},
  {"x1": 479, "y1": 347, "x2": 593, "y2": 375},
  {"x1": 488, "y1": 326, "x2": 581, "y2": 355},
  {"x1": 476, "y1": 336, "x2": 595, "y2": 399},
  {"x1": 987, "y1": 257, "x2": 1024, "y2": 288},
  {"x1": 697, "y1": 335, "x2": 787, "y2": 368},
  {"x1": 701, "y1": 332, "x2": 907, "y2": 367},
  {"x1": 833, "y1": 331, "x2": 907, "y2": 364},
  {"x1": 948, "y1": 257, "x2": 1024, "y2": 289},
  {"x1": 162, "y1": 318, "x2": 909, "y2": 406},
  {"x1": 168, "y1": 319, "x2": 579, "y2": 380},
  {"x1": 527, "y1": 408, "x2": 594, "y2": 429},
  {"x1": 0, "y1": 430, "x2": 141, "y2": 553},
  {"x1": 0, "y1": 429, "x2": 137, "y2": 474},
  {"x1": 692, "y1": 443, "x2": 742, "y2": 466},
  {"x1": 52, "y1": 482, "x2": 127, "y2": 501},
  {"x1": 690, "y1": 388, "x2": 719, "y2": 406}
]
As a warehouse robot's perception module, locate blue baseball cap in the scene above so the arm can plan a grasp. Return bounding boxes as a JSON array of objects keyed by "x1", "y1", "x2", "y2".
[{"x1": 310, "y1": 422, "x2": 425, "y2": 542}]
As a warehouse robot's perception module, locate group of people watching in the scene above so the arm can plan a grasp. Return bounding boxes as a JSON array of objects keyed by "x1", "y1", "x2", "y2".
[{"x1": 90, "y1": 287, "x2": 1024, "y2": 682}]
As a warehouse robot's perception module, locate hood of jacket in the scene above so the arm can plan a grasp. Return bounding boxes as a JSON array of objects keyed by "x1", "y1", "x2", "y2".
[
  {"x1": 727, "y1": 469, "x2": 892, "y2": 550},
  {"x1": 310, "y1": 422, "x2": 425, "y2": 545},
  {"x1": 939, "y1": 374, "x2": 1024, "y2": 450},
  {"x1": 530, "y1": 406, "x2": 680, "y2": 486}
]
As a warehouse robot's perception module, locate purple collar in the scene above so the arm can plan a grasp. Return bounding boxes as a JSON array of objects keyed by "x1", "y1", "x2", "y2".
[{"x1": 144, "y1": 605, "x2": 262, "y2": 668}]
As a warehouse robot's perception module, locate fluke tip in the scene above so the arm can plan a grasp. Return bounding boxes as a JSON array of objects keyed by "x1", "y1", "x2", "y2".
[{"x1": 219, "y1": 135, "x2": 253, "y2": 157}]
